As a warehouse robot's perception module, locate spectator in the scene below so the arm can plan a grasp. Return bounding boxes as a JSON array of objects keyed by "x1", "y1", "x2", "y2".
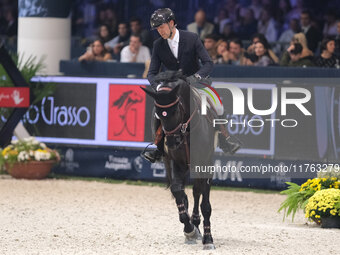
[
  {"x1": 335, "y1": 21, "x2": 340, "y2": 57},
  {"x1": 281, "y1": 43, "x2": 314, "y2": 67},
  {"x1": 315, "y1": 37, "x2": 339, "y2": 68},
  {"x1": 204, "y1": 34, "x2": 219, "y2": 62},
  {"x1": 227, "y1": 38, "x2": 246, "y2": 66},
  {"x1": 257, "y1": 8, "x2": 278, "y2": 42},
  {"x1": 214, "y1": 9, "x2": 230, "y2": 34},
  {"x1": 276, "y1": 0, "x2": 292, "y2": 31},
  {"x1": 249, "y1": 0, "x2": 262, "y2": 20},
  {"x1": 214, "y1": 39, "x2": 229, "y2": 64},
  {"x1": 98, "y1": 24, "x2": 113, "y2": 44},
  {"x1": 278, "y1": 19, "x2": 301, "y2": 45},
  {"x1": 286, "y1": 0, "x2": 303, "y2": 21},
  {"x1": 300, "y1": 10, "x2": 321, "y2": 52},
  {"x1": 120, "y1": 34, "x2": 151, "y2": 63},
  {"x1": 221, "y1": 21, "x2": 237, "y2": 41},
  {"x1": 245, "y1": 40, "x2": 275, "y2": 66},
  {"x1": 292, "y1": 32, "x2": 314, "y2": 58},
  {"x1": 323, "y1": 10, "x2": 338, "y2": 37},
  {"x1": 237, "y1": 8, "x2": 257, "y2": 40},
  {"x1": 129, "y1": 17, "x2": 153, "y2": 49},
  {"x1": 78, "y1": 39, "x2": 112, "y2": 62},
  {"x1": 2, "y1": 7, "x2": 17, "y2": 37},
  {"x1": 105, "y1": 22, "x2": 130, "y2": 60},
  {"x1": 247, "y1": 33, "x2": 279, "y2": 63},
  {"x1": 187, "y1": 9, "x2": 215, "y2": 41}
]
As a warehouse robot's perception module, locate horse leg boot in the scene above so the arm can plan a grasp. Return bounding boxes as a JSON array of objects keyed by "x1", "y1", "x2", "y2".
[
  {"x1": 170, "y1": 179, "x2": 200, "y2": 244},
  {"x1": 141, "y1": 118, "x2": 164, "y2": 163},
  {"x1": 200, "y1": 181, "x2": 215, "y2": 250},
  {"x1": 217, "y1": 124, "x2": 241, "y2": 155}
]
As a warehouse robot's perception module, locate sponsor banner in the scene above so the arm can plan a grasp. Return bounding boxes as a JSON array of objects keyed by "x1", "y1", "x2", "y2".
[
  {"x1": 0, "y1": 87, "x2": 30, "y2": 107},
  {"x1": 52, "y1": 146, "x2": 321, "y2": 190},
  {"x1": 53, "y1": 146, "x2": 166, "y2": 181},
  {"x1": 23, "y1": 83, "x2": 96, "y2": 139},
  {"x1": 214, "y1": 82, "x2": 276, "y2": 155},
  {"x1": 108, "y1": 85, "x2": 146, "y2": 142}
]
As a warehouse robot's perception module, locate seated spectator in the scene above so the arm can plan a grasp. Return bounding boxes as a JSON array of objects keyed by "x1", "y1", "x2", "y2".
[
  {"x1": 257, "y1": 8, "x2": 278, "y2": 42},
  {"x1": 187, "y1": 9, "x2": 215, "y2": 41},
  {"x1": 204, "y1": 34, "x2": 219, "y2": 62},
  {"x1": 130, "y1": 17, "x2": 153, "y2": 49},
  {"x1": 105, "y1": 22, "x2": 130, "y2": 60},
  {"x1": 2, "y1": 7, "x2": 17, "y2": 37},
  {"x1": 292, "y1": 32, "x2": 314, "y2": 57},
  {"x1": 249, "y1": 0, "x2": 262, "y2": 20},
  {"x1": 276, "y1": 0, "x2": 292, "y2": 31},
  {"x1": 214, "y1": 39, "x2": 229, "y2": 64},
  {"x1": 278, "y1": 19, "x2": 301, "y2": 46},
  {"x1": 335, "y1": 21, "x2": 340, "y2": 57},
  {"x1": 98, "y1": 24, "x2": 113, "y2": 44},
  {"x1": 248, "y1": 41, "x2": 275, "y2": 66},
  {"x1": 280, "y1": 43, "x2": 314, "y2": 67},
  {"x1": 323, "y1": 10, "x2": 338, "y2": 37},
  {"x1": 78, "y1": 39, "x2": 112, "y2": 62},
  {"x1": 214, "y1": 9, "x2": 230, "y2": 34},
  {"x1": 226, "y1": 38, "x2": 246, "y2": 66},
  {"x1": 237, "y1": 8, "x2": 257, "y2": 40},
  {"x1": 120, "y1": 34, "x2": 151, "y2": 63},
  {"x1": 245, "y1": 40, "x2": 275, "y2": 66},
  {"x1": 300, "y1": 10, "x2": 321, "y2": 52},
  {"x1": 221, "y1": 21, "x2": 237, "y2": 41},
  {"x1": 315, "y1": 37, "x2": 339, "y2": 68},
  {"x1": 247, "y1": 34, "x2": 279, "y2": 63}
]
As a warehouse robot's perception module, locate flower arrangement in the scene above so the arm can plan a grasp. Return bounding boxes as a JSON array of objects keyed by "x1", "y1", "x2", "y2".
[
  {"x1": 304, "y1": 189, "x2": 340, "y2": 225},
  {"x1": 278, "y1": 177, "x2": 340, "y2": 221},
  {"x1": 0, "y1": 137, "x2": 60, "y2": 169}
]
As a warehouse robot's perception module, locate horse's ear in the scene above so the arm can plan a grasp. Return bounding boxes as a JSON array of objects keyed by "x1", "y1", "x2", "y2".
[{"x1": 140, "y1": 86, "x2": 156, "y2": 99}]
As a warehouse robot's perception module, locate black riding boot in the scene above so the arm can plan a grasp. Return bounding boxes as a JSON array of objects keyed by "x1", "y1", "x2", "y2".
[
  {"x1": 141, "y1": 116, "x2": 164, "y2": 163},
  {"x1": 218, "y1": 133, "x2": 241, "y2": 155},
  {"x1": 142, "y1": 138, "x2": 164, "y2": 163}
]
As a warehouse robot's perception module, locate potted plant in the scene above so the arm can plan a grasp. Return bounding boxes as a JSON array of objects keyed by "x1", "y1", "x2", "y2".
[
  {"x1": 304, "y1": 188, "x2": 340, "y2": 228},
  {"x1": 0, "y1": 137, "x2": 60, "y2": 179},
  {"x1": 278, "y1": 177, "x2": 340, "y2": 221}
]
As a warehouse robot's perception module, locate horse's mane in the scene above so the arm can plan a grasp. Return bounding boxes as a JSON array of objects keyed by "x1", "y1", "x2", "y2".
[{"x1": 154, "y1": 70, "x2": 188, "y2": 88}]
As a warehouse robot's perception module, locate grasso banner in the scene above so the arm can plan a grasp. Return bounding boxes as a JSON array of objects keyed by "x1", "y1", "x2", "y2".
[{"x1": 23, "y1": 82, "x2": 96, "y2": 139}]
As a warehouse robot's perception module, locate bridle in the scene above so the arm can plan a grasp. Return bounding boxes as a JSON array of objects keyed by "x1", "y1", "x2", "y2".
[{"x1": 154, "y1": 87, "x2": 199, "y2": 165}]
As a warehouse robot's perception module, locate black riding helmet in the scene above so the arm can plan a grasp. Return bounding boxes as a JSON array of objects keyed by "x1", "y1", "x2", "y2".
[{"x1": 150, "y1": 8, "x2": 176, "y2": 30}]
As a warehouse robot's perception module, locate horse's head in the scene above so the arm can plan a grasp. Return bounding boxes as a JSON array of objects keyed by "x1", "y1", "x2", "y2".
[{"x1": 141, "y1": 83, "x2": 181, "y2": 123}]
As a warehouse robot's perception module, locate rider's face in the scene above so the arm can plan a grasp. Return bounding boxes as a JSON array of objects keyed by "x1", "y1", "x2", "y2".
[{"x1": 156, "y1": 21, "x2": 174, "y2": 39}]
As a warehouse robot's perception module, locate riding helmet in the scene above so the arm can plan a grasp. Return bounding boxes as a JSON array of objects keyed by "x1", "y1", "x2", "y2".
[{"x1": 150, "y1": 8, "x2": 176, "y2": 30}]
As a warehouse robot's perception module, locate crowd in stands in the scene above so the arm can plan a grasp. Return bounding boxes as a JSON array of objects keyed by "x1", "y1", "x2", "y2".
[{"x1": 1, "y1": 0, "x2": 340, "y2": 69}]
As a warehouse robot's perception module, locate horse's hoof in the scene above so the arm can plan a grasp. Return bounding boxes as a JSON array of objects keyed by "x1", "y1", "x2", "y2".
[
  {"x1": 184, "y1": 226, "x2": 201, "y2": 244},
  {"x1": 203, "y1": 243, "x2": 216, "y2": 250}
]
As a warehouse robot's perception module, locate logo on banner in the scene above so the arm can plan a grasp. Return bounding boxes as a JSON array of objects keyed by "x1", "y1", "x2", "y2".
[
  {"x1": 22, "y1": 83, "x2": 96, "y2": 139},
  {"x1": 61, "y1": 148, "x2": 80, "y2": 172},
  {"x1": 0, "y1": 87, "x2": 30, "y2": 107},
  {"x1": 108, "y1": 85, "x2": 146, "y2": 141}
]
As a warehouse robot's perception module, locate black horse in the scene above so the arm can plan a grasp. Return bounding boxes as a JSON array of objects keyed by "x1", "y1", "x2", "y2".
[{"x1": 141, "y1": 71, "x2": 217, "y2": 250}]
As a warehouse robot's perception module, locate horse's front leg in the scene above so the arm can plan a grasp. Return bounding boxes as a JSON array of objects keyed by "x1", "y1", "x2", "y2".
[
  {"x1": 191, "y1": 179, "x2": 202, "y2": 238},
  {"x1": 201, "y1": 178, "x2": 215, "y2": 250},
  {"x1": 170, "y1": 164, "x2": 200, "y2": 244}
]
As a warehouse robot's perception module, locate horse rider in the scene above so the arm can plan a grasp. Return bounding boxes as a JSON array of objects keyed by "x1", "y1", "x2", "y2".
[{"x1": 142, "y1": 8, "x2": 240, "y2": 163}]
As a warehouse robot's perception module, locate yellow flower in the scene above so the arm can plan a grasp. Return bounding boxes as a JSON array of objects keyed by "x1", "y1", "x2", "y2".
[{"x1": 315, "y1": 215, "x2": 320, "y2": 218}]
